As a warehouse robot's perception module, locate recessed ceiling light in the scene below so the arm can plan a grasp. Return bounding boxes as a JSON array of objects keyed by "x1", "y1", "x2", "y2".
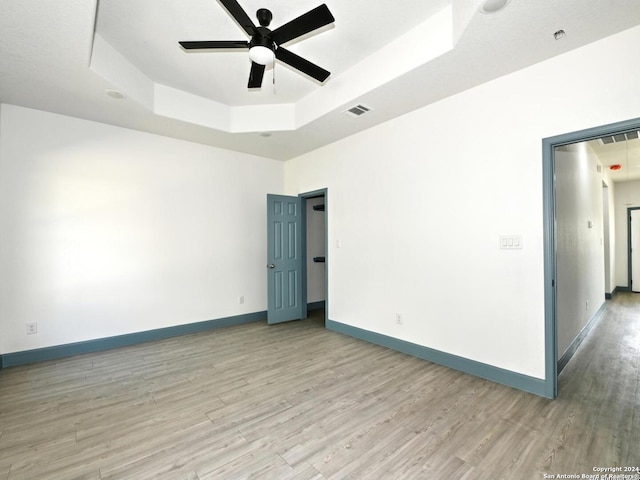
[
  {"x1": 480, "y1": 0, "x2": 511, "y2": 14},
  {"x1": 106, "y1": 89, "x2": 125, "y2": 99},
  {"x1": 553, "y1": 29, "x2": 566, "y2": 40}
]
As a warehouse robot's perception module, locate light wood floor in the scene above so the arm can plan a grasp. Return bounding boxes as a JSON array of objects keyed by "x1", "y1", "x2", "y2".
[{"x1": 1, "y1": 296, "x2": 639, "y2": 479}]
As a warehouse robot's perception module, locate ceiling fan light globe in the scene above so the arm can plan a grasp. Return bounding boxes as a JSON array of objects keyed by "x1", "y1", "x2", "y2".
[{"x1": 249, "y1": 46, "x2": 274, "y2": 65}]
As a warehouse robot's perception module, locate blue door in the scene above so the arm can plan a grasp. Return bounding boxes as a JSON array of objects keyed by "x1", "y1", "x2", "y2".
[{"x1": 267, "y1": 194, "x2": 304, "y2": 324}]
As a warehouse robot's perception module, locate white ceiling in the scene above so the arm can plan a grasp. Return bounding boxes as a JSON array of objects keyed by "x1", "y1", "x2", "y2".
[
  {"x1": 96, "y1": 0, "x2": 451, "y2": 107},
  {"x1": 589, "y1": 136, "x2": 640, "y2": 183},
  {"x1": 1, "y1": 0, "x2": 640, "y2": 161}
]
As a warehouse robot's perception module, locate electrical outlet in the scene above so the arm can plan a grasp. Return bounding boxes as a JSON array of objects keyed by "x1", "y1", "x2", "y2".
[
  {"x1": 239, "y1": 295, "x2": 245, "y2": 305},
  {"x1": 395, "y1": 313, "x2": 403, "y2": 325},
  {"x1": 26, "y1": 322, "x2": 38, "y2": 335}
]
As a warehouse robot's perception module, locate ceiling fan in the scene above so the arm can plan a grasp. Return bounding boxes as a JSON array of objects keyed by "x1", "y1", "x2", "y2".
[{"x1": 179, "y1": 0, "x2": 335, "y2": 89}]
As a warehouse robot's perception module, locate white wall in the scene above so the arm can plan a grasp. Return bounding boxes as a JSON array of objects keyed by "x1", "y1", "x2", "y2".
[
  {"x1": 285, "y1": 25, "x2": 640, "y2": 379},
  {"x1": 0, "y1": 105, "x2": 283, "y2": 354},
  {"x1": 613, "y1": 180, "x2": 640, "y2": 288},
  {"x1": 554, "y1": 143, "x2": 606, "y2": 356},
  {"x1": 602, "y1": 182, "x2": 614, "y2": 296}
]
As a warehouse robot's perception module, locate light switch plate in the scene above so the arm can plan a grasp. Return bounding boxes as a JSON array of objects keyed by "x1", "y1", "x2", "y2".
[{"x1": 500, "y1": 235, "x2": 523, "y2": 249}]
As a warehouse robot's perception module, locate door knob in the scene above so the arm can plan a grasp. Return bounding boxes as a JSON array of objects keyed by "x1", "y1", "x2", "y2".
[{"x1": 267, "y1": 264, "x2": 275, "y2": 269}]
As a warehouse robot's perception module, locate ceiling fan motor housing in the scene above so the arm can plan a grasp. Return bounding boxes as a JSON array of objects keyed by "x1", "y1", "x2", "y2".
[{"x1": 250, "y1": 27, "x2": 275, "y2": 51}]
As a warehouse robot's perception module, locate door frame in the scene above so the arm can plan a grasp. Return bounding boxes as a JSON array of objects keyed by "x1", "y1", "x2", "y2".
[
  {"x1": 542, "y1": 116, "x2": 640, "y2": 399},
  {"x1": 299, "y1": 188, "x2": 329, "y2": 325},
  {"x1": 628, "y1": 207, "x2": 640, "y2": 292}
]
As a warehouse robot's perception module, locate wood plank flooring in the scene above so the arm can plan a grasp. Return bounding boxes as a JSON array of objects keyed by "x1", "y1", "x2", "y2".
[{"x1": 1, "y1": 296, "x2": 639, "y2": 479}]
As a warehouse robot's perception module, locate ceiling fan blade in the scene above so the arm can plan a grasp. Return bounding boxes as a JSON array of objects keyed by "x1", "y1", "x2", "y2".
[
  {"x1": 179, "y1": 40, "x2": 249, "y2": 49},
  {"x1": 219, "y1": 0, "x2": 257, "y2": 36},
  {"x1": 275, "y1": 47, "x2": 330, "y2": 83},
  {"x1": 248, "y1": 62, "x2": 266, "y2": 88},
  {"x1": 271, "y1": 4, "x2": 334, "y2": 45}
]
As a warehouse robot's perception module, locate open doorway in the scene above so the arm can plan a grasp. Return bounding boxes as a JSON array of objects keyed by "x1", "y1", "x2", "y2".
[
  {"x1": 266, "y1": 189, "x2": 328, "y2": 326},
  {"x1": 301, "y1": 189, "x2": 328, "y2": 326},
  {"x1": 543, "y1": 116, "x2": 640, "y2": 398},
  {"x1": 629, "y1": 207, "x2": 640, "y2": 292},
  {"x1": 553, "y1": 142, "x2": 607, "y2": 375}
]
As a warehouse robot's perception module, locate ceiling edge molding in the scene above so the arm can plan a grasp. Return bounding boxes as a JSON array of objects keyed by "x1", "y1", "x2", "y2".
[
  {"x1": 154, "y1": 86, "x2": 297, "y2": 133},
  {"x1": 230, "y1": 104, "x2": 296, "y2": 133},
  {"x1": 153, "y1": 84, "x2": 230, "y2": 131}
]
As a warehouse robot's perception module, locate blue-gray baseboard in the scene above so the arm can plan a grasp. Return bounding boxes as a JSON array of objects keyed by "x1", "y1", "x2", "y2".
[
  {"x1": 557, "y1": 301, "x2": 606, "y2": 374},
  {"x1": 0, "y1": 311, "x2": 267, "y2": 368},
  {"x1": 0, "y1": 301, "x2": 555, "y2": 398},
  {"x1": 614, "y1": 286, "x2": 630, "y2": 294},
  {"x1": 0, "y1": 302, "x2": 329, "y2": 369},
  {"x1": 326, "y1": 319, "x2": 548, "y2": 398}
]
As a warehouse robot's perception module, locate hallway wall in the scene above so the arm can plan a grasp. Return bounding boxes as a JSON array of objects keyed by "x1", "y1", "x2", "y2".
[{"x1": 554, "y1": 142, "x2": 606, "y2": 356}]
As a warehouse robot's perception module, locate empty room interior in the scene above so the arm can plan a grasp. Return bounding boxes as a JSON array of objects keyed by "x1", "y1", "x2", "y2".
[{"x1": 1, "y1": 0, "x2": 640, "y2": 478}]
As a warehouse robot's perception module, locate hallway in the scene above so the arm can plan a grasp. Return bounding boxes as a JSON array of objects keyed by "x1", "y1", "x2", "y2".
[{"x1": 552, "y1": 292, "x2": 640, "y2": 471}]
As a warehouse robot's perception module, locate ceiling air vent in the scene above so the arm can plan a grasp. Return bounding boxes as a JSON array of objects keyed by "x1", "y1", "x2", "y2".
[
  {"x1": 599, "y1": 131, "x2": 640, "y2": 145},
  {"x1": 344, "y1": 104, "x2": 372, "y2": 117}
]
